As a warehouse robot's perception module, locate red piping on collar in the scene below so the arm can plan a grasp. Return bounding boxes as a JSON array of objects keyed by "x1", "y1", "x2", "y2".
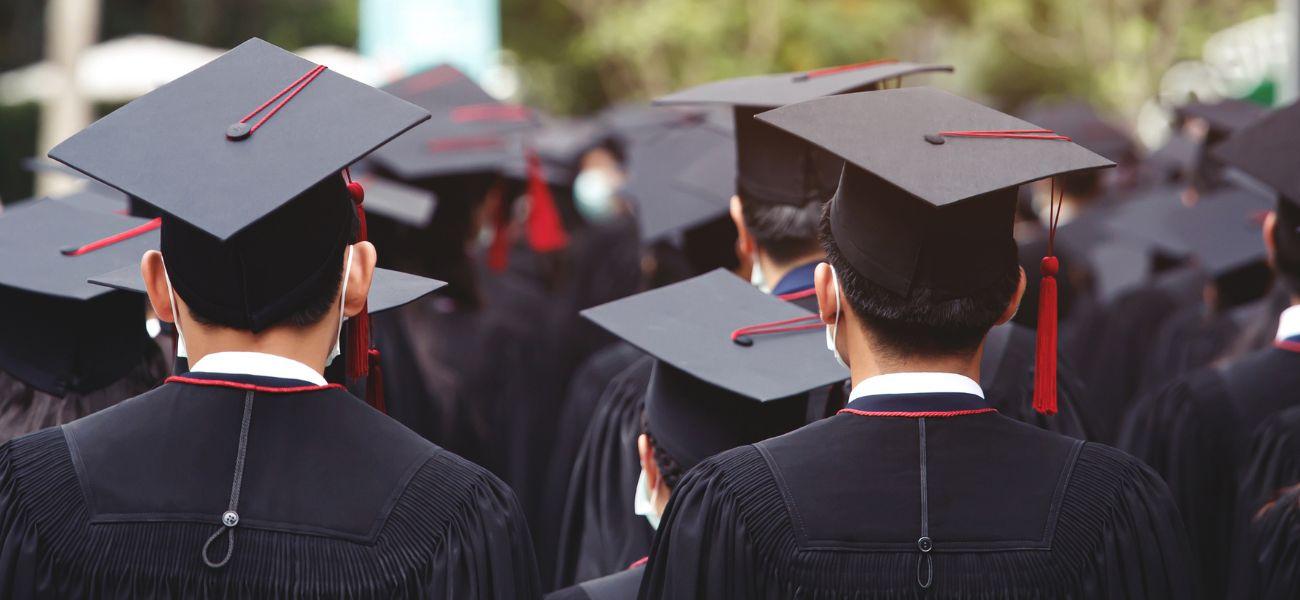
[
  {"x1": 627, "y1": 556, "x2": 648, "y2": 570},
  {"x1": 1275, "y1": 340, "x2": 1300, "y2": 354},
  {"x1": 777, "y1": 287, "x2": 816, "y2": 302},
  {"x1": 838, "y1": 407, "x2": 998, "y2": 419},
  {"x1": 165, "y1": 376, "x2": 344, "y2": 394}
]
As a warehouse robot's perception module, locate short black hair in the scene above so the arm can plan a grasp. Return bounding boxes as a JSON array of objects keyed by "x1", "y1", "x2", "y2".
[
  {"x1": 819, "y1": 204, "x2": 1021, "y2": 357},
  {"x1": 739, "y1": 197, "x2": 822, "y2": 264},
  {"x1": 642, "y1": 412, "x2": 687, "y2": 491},
  {"x1": 1275, "y1": 199, "x2": 1300, "y2": 295},
  {"x1": 187, "y1": 213, "x2": 357, "y2": 330}
]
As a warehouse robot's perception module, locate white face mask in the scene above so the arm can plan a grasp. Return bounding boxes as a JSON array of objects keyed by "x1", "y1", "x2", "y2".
[
  {"x1": 825, "y1": 267, "x2": 848, "y2": 369},
  {"x1": 634, "y1": 468, "x2": 662, "y2": 530},
  {"x1": 573, "y1": 169, "x2": 619, "y2": 223},
  {"x1": 161, "y1": 245, "x2": 354, "y2": 364},
  {"x1": 750, "y1": 251, "x2": 770, "y2": 293}
]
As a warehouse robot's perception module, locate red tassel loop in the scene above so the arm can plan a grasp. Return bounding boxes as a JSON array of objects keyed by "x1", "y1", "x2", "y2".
[
  {"x1": 729, "y1": 315, "x2": 823, "y2": 347},
  {"x1": 343, "y1": 170, "x2": 370, "y2": 380},
  {"x1": 1033, "y1": 179, "x2": 1063, "y2": 416},
  {"x1": 60, "y1": 217, "x2": 161, "y2": 256},
  {"x1": 795, "y1": 58, "x2": 898, "y2": 81},
  {"x1": 525, "y1": 148, "x2": 570, "y2": 253},
  {"x1": 366, "y1": 348, "x2": 386, "y2": 413}
]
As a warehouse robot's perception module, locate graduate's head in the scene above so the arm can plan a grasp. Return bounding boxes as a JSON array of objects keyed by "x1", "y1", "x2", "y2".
[
  {"x1": 584, "y1": 271, "x2": 847, "y2": 524},
  {"x1": 727, "y1": 106, "x2": 841, "y2": 271},
  {"x1": 45, "y1": 39, "x2": 437, "y2": 373},
  {"x1": 0, "y1": 200, "x2": 168, "y2": 405},
  {"x1": 1264, "y1": 198, "x2": 1300, "y2": 297},
  {"x1": 138, "y1": 173, "x2": 378, "y2": 365},
  {"x1": 1206, "y1": 97, "x2": 1300, "y2": 298},
  {"x1": 816, "y1": 197, "x2": 1024, "y2": 360},
  {"x1": 755, "y1": 88, "x2": 1112, "y2": 367}
]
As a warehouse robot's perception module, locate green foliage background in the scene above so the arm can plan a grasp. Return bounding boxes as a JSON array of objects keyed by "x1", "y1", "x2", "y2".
[{"x1": 0, "y1": 0, "x2": 1278, "y2": 202}]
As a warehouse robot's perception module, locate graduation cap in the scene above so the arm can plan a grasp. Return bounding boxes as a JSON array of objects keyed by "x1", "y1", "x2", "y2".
[
  {"x1": 1158, "y1": 185, "x2": 1271, "y2": 277},
  {"x1": 757, "y1": 87, "x2": 1113, "y2": 414},
  {"x1": 350, "y1": 172, "x2": 438, "y2": 228},
  {"x1": 381, "y1": 64, "x2": 495, "y2": 111},
  {"x1": 47, "y1": 37, "x2": 435, "y2": 408},
  {"x1": 1211, "y1": 98, "x2": 1300, "y2": 269},
  {"x1": 620, "y1": 113, "x2": 736, "y2": 242},
  {"x1": 1176, "y1": 99, "x2": 1267, "y2": 138},
  {"x1": 88, "y1": 263, "x2": 443, "y2": 316},
  {"x1": 659, "y1": 60, "x2": 952, "y2": 207},
  {"x1": 0, "y1": 200, "x2": 160, "y2": 395},
  {"x1": 1020, "y1": 101, "x2": 1136, "y2": 164},
  {"x1": 582, "y1": 269, "x2": 846, "y2": 469}
]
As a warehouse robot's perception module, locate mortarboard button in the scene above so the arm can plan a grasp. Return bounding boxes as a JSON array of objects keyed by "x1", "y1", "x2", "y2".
[{"x1": 225, "y1": 122, "x2": 252, "y2": 140}]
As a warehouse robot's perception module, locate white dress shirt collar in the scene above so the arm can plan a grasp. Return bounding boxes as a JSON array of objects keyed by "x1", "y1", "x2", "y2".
[
  {"x1": 1276, "y1": 304, "x2": 1300, "y2": 342},
  {"x1": 847, "y1": 372, "x2": 985, "y2": 401},
  {"x1": 188, "y1": 351, "x2": 328, "y2": 386}
]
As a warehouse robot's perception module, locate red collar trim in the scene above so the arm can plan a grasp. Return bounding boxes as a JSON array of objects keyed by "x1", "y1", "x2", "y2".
[
  {"x1": 838, "y1": 407, "x2": 998, "y2": 419},
  {"x1": 777, "y1": 288, "x2": 816, "y2": 302},
  {"x1": 165, "y1": 376, "x2": 344, "y2": 394},
  {"x1": 627, "y1": 556, "x2": 648, "y2": 570},
  {"x1": 1275, "y1": 340, "x2": 1300, "y2": 354}
]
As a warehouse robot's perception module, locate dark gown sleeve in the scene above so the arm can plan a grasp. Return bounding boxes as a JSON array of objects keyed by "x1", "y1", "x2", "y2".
[
  {"x1": 1234, "y1": 486, "x2": 1300, "y2": 600},
  {"x1": 554, "y1": 358, "x2": 654, "y2": 589},
  {"x1": 544, "y1": 584, "x2": 593, "y2": 600},
  {"x1": 1229, "y1": 408, "x2": 1300, "y2": 599},
  {"x1": 415, "y1": 454, "x2": 543, "y2": 600},
  {"x1": 0, "y1": 436, "x2": 44, "y2": 600},
  {"x1": 1117, "y1": 369, "x2": 1240, "y2": 600},
  {"x1": 637, "y1": 446, "x2": 773, "y2": 600}
]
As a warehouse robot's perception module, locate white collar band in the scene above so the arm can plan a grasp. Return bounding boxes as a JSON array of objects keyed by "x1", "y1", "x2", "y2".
[
  {"x1": 1276, "y1": 304, "x2": 1300, "y2": 342},
  {"x1": 189, "y1": 351, "x2": 328, "y2": 386},
  {"x1": 848, "y1": 372, "x2": 985, "y2": 401}
]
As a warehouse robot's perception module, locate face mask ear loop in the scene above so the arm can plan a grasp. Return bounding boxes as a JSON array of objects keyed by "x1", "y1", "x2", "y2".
[
  {"x1": 160, "y1": 256, "x2": 187, "y2": 359},
  {"x1": 831, "y1": 267, "x2": 841, "y2": 349},
  {"x1": 327, "y1": 245, "x2": 355, "y2": 366}
]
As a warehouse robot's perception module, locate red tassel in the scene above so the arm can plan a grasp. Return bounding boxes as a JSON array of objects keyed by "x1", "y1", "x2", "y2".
[
  {"x1": 1033, "y1": 178, "x2": 1063, "y2": 416},
  {"x1": 486, "y1": 197, "x2": 511, "y2": 272},
  {"x1": 525, "y1": 148, "x2": 569, "y2": 253},
  {"x1": 366, "y1": 348, "x2": 386, "y2": 413},
  {"x1": 1033, "y1": 256, "x2": 1058, "y2": 415},
  {"x1": 345, "y1": 176, "x2": 370, "y2": 379}
]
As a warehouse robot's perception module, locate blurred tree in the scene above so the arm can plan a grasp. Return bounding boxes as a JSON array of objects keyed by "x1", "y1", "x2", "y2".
[{"x1": 503, "y1": 0, "x2": 1273, "y2": 121}]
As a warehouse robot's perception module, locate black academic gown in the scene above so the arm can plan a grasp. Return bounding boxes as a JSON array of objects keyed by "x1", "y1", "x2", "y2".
[
  {"x1": 1137, "y1": 302, "x2": 1241, "y2": 397},
  {"x1": 1120, "y1": 341, "x2": 1300, "y2": 599},
  {"x1": 546, "y1": 565, "x2": 644, "y2": 600},
  {"x1": 980, "y1": 322, "x2": 1098, "y2": 440},
  {"x1": 1227, "y1": 406, "x2": 1300, "y2": 600},
  {"x1": 0, "y1": 372, "x2": 541, "y2": 599},
  {"x1": 640, "y1": 392, "x2": 1194, "y2": 599}
]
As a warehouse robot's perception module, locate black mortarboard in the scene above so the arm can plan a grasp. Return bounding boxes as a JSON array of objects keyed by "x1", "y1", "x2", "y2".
[
  {"x1": 582, "y1": 269, "x2": 845, "y2": 468},
  {"x1": 352, "y1": 172, "x2": 438, "y2": 228},
  {"x1": 659, "y1": 60, "x2": 952, "y2": 207},
  {"x1": 381, "y1": 64, "x2": 495, "y2": 111},
  {"x1": 757, "y1": 87, "x2": 1114, "y2": 297},
  {"x1": 367, "y1": 74, "x2": 536, "y2": 182},
  {"x1": 1021, "y1": 101, "x2": 1136, "y2": 164},
  {"x1": 0, "y1": 200, "x2": 159, "y2": 395},
  {"x1": 48, "y1": 38, "x2": 429, "y2": 332},
  {"x1": 19, "y1": 158, "x2": 129, "y2": 211},
  {"x1": 1157, "y1": 185, "x2": 1271, "y2": 277},
  {"x1": 89, "y1": 263, "x2": 443, "y2": 316},
  {"x1": 620, "y1": 113, "x2": 736, "y2": 242},
  {"x1": 1211, "y1": 98, "x2": 1300, "y2": 268}
]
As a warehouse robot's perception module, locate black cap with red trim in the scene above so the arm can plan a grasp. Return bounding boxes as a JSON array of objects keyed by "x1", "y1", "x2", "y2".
[
  {"x1": 658, "y1": 60, "x2": 952, "y2": 207},
  {"x1": 581, "y1": 269, "x2": 846, "y2": 470},
  {"x1": 47, "y1": 38, "x2": 430, "y2": 333},
  {"x1": 0, "y1": 200, "x2": 159, "y2": 395},
  {"x1": 757, "y1": 87, "x2": 1112, "y2": 416},
  {"x1": 757, "y1": 87, "x2": 1113, "y2": 297}
]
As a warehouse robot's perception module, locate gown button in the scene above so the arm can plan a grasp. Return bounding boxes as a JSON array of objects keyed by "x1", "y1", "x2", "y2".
[
  {"x1": 917, "y1": 536, "x2": 933, "y2": 552},
  {"x1": 222, "y1": 511, "x2": 240, "y2": 527}
]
